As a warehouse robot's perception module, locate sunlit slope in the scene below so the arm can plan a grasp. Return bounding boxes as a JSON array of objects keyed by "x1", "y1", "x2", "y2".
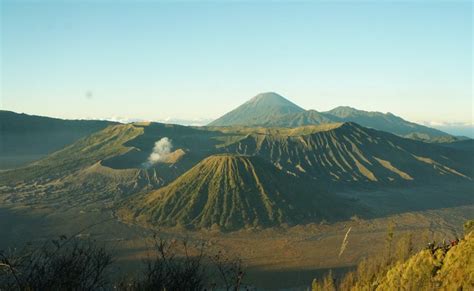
[
  {"x1": 376, "y1": 231, "x2": 473, "y2": 290},
  {"x1": 0, "y1": 124, "x2": 166, "y2": 203},
  {"x1": 221, "y1": 122, "x2": 472, "y2": 186},
  {"x1": 121, "y1": 154, "x2": 357, "y2": 230},
  {"x1": 0, "y1": 124, "x2": 143, "y2": 185},
  {"x1": 0, "y1": 122, "x2": 226, "y2": 203},
  {"x1": 0, "y1": 122, "x2": 220, "y2": 185}
]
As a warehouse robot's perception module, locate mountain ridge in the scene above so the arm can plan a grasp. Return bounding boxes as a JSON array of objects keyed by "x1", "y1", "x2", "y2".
[
  {"x1": 208, "y1": 93, "x2": 456, "y2": 141},
  {"x1": 0, "y1": 110, "x2": 115, "y2": 169},
  {"x1": 1, "y1": 120, "x2": 472, "y2": 229},
  {"x1": 221, "y1": 121, "x2": 472, "y2": 186}
]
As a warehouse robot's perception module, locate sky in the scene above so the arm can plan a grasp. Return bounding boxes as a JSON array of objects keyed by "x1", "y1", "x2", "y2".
[{"x1": 0, "y1": 0, "x2": 472, "y2": 135}]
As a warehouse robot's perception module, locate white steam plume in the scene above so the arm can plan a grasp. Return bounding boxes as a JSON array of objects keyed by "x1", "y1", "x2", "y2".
[{"x1": 143, "y1": 137, "x2": 173, "y2": 168}]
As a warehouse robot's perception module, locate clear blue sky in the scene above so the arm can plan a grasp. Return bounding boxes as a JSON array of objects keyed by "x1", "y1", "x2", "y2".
[{"x1": 1, "y1": 0, "x2": 472, "y2": 129}]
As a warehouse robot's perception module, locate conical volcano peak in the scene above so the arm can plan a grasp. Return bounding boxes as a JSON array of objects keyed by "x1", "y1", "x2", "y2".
[
  {"x1": 207, "y1": 93, "x2": 452, "y2": 140},
  {"x1": 208, "y1": 92, "x2": 304, "y2": 126},
  {"x1": 244, "y1": 92, "x2": 303, "y2": 109},
  {"x1": 123, "y1": 153, "x2": 356, "y2": 230},
  {"x1": 199, "y1": 153, "x2": 251, "y2": 164},
  {"x1": 247, "y1": 92, "x2": 302, "y2": 108}
]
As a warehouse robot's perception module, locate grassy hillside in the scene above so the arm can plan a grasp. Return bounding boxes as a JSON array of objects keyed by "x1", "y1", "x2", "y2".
[
  {"x1": 376, "y1": 232, "x2": 473, "y2": 290},
  {"x1": 0, "y1": 110, "x2": 114, "y2": 169},
  {"x1": 120, "y1": 154, "x2": 358, "y2": 230},
  {"x1": 312, "y1": 222, "x2": 474, "y2": 290}
]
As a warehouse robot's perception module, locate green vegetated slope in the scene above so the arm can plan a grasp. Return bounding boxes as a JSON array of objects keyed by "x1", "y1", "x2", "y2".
[
  {"x1": 209, "y1": 93, "x2": 457, "y2": 141},
  {"x1": 313, "y1": 225, "x2": 474, "y2": 291},
  {"x1": 377, "y1": 231, "x2": 473, "y2": 290},
  {"x1": 121, "y1": 154, "x2": 357, "y2": 230},
  {"x1": 0, "y1": 110, "x2": 114, "y2": 169}
]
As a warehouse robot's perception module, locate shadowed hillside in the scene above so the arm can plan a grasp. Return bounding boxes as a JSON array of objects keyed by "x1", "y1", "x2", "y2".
[
  {"x1": 0, "y1": 110, "x2": 114, "y2": 169},
  {"x1": 438, "y1": 139, "x2": 474, "y2": 153}
]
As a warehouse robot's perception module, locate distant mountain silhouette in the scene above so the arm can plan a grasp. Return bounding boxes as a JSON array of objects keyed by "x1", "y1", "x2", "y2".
[
  {"x1": 208, "y1": 92, "x2": 304, "y2": 126},
  {"x1": 323, "y1": 106, "x2": 451, "y2": 139},
  {"x1": 209, "y1": 93, "x2": 456, "y2": 141}
]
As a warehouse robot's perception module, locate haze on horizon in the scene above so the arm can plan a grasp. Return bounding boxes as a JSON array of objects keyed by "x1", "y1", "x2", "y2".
[{"x1": 0, "y1": 0, "x2": 472, "y2": 136}]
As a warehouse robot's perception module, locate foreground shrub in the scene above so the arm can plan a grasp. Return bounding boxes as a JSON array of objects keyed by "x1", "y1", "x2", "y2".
[
  {"x1": 115, "y1": 235, "x2": 245, "y2": 290},
  {"x1": 311, "y1": 222, "x2": 474, "y2": 291},
  {"x1": 0, "y1": 236, "x2": 112, "y2": 290}
]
